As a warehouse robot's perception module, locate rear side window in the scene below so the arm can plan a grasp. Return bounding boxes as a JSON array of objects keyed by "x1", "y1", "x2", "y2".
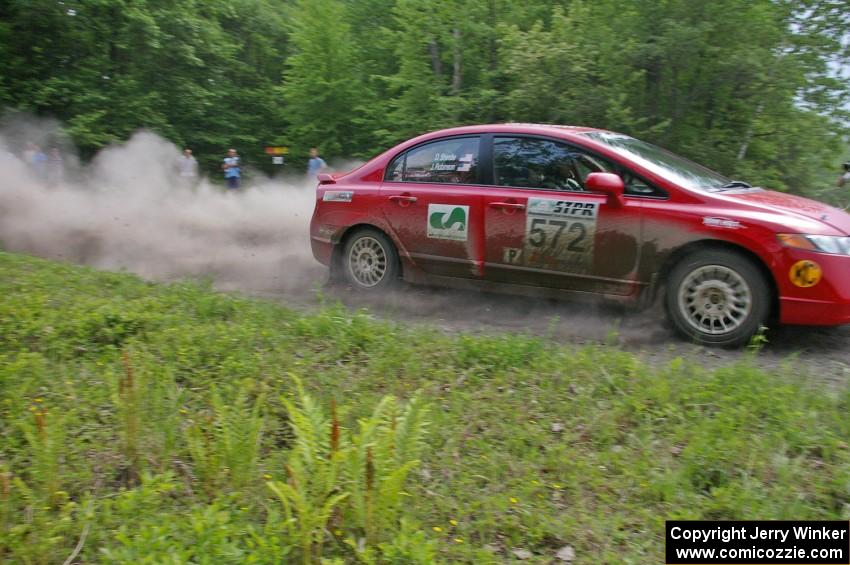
[{"x1": 385, "y1": 137, "x2": 480, "y2": 184}]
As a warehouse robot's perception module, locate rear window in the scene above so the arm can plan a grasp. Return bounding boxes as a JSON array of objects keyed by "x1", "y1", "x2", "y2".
[{"x1": 385, "y1": 137, "x2": 480, "y2": 184}]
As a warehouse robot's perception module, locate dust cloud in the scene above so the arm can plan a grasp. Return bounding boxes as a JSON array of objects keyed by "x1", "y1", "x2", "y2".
[
  {"x1": 3, "y1": 119, "x2": 849, "y2": 372},
  {"x1": 0, "y1": 120, "x2": 660, "y2": 345},
  {"x1": 0, "y1": 126, "x2": 326, "y2": 296}
]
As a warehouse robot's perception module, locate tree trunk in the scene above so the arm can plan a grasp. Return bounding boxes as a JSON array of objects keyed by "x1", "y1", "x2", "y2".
[
  {"x1": 452, "y1": 28, "x2": 462, "y2": 94},
  {"x1": 737, "y1": 100, "x2": 765, "y2": 161},
  {"x1": 429, "y1": 40, "x2": 442, "y2": 77}
]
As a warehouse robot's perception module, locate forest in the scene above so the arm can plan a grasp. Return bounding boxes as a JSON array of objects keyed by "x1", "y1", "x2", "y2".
[{"x1": 1, "y1": 0, "x2": 848, "y2": 195}]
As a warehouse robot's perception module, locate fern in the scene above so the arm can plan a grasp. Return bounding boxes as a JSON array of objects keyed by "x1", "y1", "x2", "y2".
[
  {"x1": 268, "y1": 376, "x2": 430, "y2": 564},
  {"x1": 185, "y1": 385, "x2": 265, "y2": 494}
]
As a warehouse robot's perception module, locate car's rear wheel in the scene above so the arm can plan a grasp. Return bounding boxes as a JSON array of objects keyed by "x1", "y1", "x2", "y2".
[
  {"x1": 342, "y1": 228, "x2": 399, "y2": 290},
  {"x1": 665, "y1": 249, "x2": 770, "y2": 347}
]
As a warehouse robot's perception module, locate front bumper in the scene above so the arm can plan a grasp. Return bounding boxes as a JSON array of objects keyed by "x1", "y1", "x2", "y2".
[
  {"x1": 780, "y1": 297, "x2": 850, "y2": 326},
  {"x1": 777, "y1": 249, "x2": 850, "y2": 326}
]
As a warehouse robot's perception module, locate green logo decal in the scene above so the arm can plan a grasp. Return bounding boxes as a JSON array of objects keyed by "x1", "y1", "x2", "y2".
[
  {"x1": 429, "y1": 207, "x2": 467, "y2": 231},
  {"x1": 427, "y1": 204, "x2": 469, "y2": 241}
]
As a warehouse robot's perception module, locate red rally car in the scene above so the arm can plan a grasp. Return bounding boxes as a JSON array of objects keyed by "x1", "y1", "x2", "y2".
[{"x1": 310, "y1": 124, "x2": 850, "y2": 347}]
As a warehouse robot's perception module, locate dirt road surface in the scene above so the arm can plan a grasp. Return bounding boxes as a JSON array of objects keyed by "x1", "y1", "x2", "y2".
[{"x1": 235, "y1": 264, "x2": 850, "y2": 388}]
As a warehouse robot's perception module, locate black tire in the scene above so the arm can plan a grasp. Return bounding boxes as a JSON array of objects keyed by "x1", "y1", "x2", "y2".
[
  {"x1": 664, "y1": 249, "x2": 771, "y2": 347},
  {"x1": 341, "y1": 227, "x2": 400, "y2": 290}
]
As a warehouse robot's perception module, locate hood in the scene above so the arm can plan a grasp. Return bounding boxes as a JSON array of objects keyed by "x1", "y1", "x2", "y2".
[{"x1": 723, "y1": 189, "x2": 850, "y2": 236}]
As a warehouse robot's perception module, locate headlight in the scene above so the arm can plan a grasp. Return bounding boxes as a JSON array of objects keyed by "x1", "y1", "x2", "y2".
[{"x1": 777, "y1": 234, "x2": 850, "y2": 255}]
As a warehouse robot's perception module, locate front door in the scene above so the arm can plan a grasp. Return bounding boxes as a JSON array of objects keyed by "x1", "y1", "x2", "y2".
[
  {"x1": 483, "y1": 136, "x2": 643, "y2": 295},
  {"x1": 380, "y1": 136, "x2": 484, "y2": 279}
]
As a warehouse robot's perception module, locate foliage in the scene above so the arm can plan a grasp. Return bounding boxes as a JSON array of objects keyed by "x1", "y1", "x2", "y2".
[
  {"x1": 0, "y1": 0, "x2": 288, "y2": 174},
  {"x1": 268, "y1": 377, "x2": 429, "y2": 563},
  {"x1": 282, "y1": 0, "x2": 368, "y2": 159},
  {"x1": 185, "y1": 386, "x2": 265, "y2": 495},
  {"x1": 0, "y1": 0, "x2": 847, "y2": 188},
  {"x1": 2, "y1": 252, "x2": 850, "y2": 563}
]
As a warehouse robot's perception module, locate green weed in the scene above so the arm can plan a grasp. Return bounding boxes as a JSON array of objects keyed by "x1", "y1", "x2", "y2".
[
  {"x1": 268, "y1": 375, "x2": 430, "y2": 564},
  {"x1": 1, "y1": 251, "x2": 850, "y2": 563},
  {"x1": 186, "y1": 386, "x2": 265, "y2": 495}
]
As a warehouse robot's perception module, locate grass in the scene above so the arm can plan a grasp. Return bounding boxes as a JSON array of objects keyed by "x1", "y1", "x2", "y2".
[{"x1": 1, "y1": 250, "x2": 850, "y2": 563}]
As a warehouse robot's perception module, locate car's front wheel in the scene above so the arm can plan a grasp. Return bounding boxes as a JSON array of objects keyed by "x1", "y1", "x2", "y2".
[
  {"x1": 665, "y1": 249, "x2": 771, "y2": 347},
  {"x1": 342, "y1": 228, "x2": 400, "y2": 290}
]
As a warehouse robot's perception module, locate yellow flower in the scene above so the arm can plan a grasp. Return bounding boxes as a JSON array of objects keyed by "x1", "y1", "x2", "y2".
[
  {"x1": 509, "y1": 497, "x2": 518, "y2": 504},
  {"x1": 449, "y1": 519, "x2": 458, "y2": 526},
  {"x1": 432, "y1": 526, "x2": 443, "y2": 533},
  {"x1": 453, "y1": 537, "x2": 464, "y2": 544},
  {"x1": 34, "y1": 398, "x2": 44, "y2": 403},
  {"x1": 263, "y1": 474, "x2": 272, "y2": 480}
]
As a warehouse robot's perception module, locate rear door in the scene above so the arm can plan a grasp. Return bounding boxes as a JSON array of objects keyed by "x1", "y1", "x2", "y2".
[
  {"x1": 482, "y1": 136, "x2": 643, "y2": 295},
  {"x1": 380, "y1": 136, "x2": 484, "y2": 279}
]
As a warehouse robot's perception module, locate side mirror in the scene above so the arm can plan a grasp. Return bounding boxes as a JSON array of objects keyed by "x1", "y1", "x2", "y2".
[
  {"x1": 586, "y1": 172, "x2": 625, "y2": 207},
  {"x1": 317, "y1": 173, "x2": 336, "y2": 185}
]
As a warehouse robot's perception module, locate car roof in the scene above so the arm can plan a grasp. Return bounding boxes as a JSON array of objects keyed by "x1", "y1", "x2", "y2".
[
  {"x1": 342, "y1": 123, "x2": 617, "y2": 182},
  {"x1": 415, "y1": 123, "x2": 608, "y2": 139}
]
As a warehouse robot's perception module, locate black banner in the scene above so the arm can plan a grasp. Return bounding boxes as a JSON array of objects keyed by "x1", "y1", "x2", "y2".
[{"x1": 666, "y1": 521, "x2": 849, "y2": 564}]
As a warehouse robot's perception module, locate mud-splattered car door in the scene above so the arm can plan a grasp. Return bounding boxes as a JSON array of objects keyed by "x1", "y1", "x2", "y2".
[
  {"x1": 482, "y1": 136, "x2": 643, "y2": 295},
  {"x1": 380, "y1": 136, "x2": 485, "y2": 279}
]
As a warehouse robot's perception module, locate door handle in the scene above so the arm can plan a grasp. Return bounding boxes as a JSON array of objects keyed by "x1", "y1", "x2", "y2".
[
  {"x1": 388, "y1": 195, "x2": 417, "y2": 204},
  {"x1": 488, "y1": 201, "x2": 526, "y2": 211}
]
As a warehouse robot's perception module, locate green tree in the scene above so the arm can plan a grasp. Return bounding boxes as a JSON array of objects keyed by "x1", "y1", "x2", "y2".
[
  {"x1": 281, "y1": 0, "x2": 367, "y2": 163},
  {"x1": 0, "y1": 0, "x2": 846, "y2": 190}
]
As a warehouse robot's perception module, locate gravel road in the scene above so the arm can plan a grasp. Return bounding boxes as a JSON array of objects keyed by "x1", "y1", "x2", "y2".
[{"x1": 240, "y1": 266, "x2": 850, "y2": 387}]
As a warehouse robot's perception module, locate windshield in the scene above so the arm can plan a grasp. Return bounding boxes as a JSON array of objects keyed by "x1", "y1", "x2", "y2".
[{"x1": 581, "y1": 131, "x2": 730, "y2": 191}]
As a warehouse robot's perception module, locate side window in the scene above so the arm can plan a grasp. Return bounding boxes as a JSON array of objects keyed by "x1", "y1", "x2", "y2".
[
  {"x1": 494, "y1": 136, "x2": 665, "y2": 197},
  {"x1": 569, "y1": 147, "x2": 664, "y2": 196},
  {"x1": 386, "y1": 154, "x2": 404, "y2": 181},
  {"x1": 385, "y1": 137, "x2": 480, "y2": 184},
  {"x1": 494, "y1": 137, "x2": 612, "y2": 191},
  {"x1": 620, "y1": 171, "x2": 660, "y2": 196}
]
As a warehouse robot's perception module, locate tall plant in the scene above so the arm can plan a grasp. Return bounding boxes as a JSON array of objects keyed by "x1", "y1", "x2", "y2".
[{"x1": 268, "y1": 375, "x2": 429, "y2": 564}]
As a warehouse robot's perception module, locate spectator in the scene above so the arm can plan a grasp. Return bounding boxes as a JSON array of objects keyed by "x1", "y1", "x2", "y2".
[
  {"x1": 22, "y1": 142, "x2": 47, "y2": 179},
  {"x1": 31, "y1": 144, "x2": 47, "y2": 180},
  {"x1": 178, "y1": 148, "x2": 198, "y2": 183},
  {"x1": 221, "y1": 148, "x2": 241, "y2": 190},
  {"x1": 838, "y1": 162, "x2": 850, "y2": 188},
  {"x1": 307, "y1": 147, "x2": 327, "y2": 178},
  {"x1": 22, "y1": 142, "x2": 37, "y2": 166},
  {"x1": 46, "y1": 147, "x2": 64, "y2": 187}
]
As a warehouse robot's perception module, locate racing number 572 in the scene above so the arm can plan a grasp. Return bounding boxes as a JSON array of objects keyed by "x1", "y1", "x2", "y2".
[{"x1": 527, "y1": 218, "x2": 587, "y2": 251}]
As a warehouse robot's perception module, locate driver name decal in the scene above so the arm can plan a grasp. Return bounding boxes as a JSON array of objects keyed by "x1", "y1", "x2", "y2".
[{"x1": 523, "y1": 197, "x2": 599, "y2": 272}]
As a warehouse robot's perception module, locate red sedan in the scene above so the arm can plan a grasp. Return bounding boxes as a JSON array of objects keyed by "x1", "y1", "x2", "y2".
[{"x1": 310, "y1": 124, "x2": 850, "y2": 346}]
